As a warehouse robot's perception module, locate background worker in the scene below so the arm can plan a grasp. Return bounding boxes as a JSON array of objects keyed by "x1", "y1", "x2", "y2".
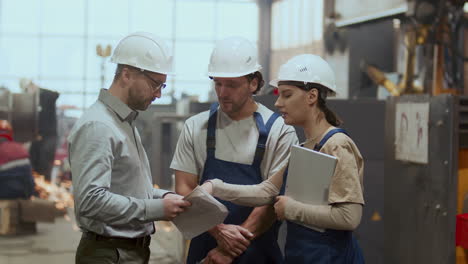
[
  {"x1": 171, "y1": 36, "x2": 298, "y2": 264},
  {"x1": 0, "y1": 120, "x2": 35, "y2": 199},
  {"x1": 69, "y1": 32, "x2": 190, "y2": 264}
]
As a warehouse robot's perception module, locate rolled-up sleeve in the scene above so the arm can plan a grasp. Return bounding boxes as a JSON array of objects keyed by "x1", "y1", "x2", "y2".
[
  {"x1": 170, "y1": 120, "x2": 198, "y2": 175},
  {"x1": 70, "y1": 121, "x2": 166, "y2": 224}
]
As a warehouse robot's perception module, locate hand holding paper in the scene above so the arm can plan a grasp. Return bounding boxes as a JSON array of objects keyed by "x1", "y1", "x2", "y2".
[
  {"x1": 172, "y1": 186, "x2": 228, "y2": 240},
  {"x1": 162, "y1": 197, "x2": 191, "y2": 221}
]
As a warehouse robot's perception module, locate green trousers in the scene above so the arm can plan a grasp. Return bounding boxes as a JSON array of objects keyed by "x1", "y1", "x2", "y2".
[{"x1": 75, "y1": 234, "x2": 150, "y2": 264}]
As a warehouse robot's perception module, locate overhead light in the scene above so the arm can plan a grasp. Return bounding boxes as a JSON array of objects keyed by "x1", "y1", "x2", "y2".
[{"x1": 464, "y1": 2, "x2": 468, "y2": 13}]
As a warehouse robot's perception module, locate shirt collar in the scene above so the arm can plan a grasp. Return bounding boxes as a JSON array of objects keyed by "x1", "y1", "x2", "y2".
[{"x1": 98, "y1": 89, "x2": 139, "y2": 123}]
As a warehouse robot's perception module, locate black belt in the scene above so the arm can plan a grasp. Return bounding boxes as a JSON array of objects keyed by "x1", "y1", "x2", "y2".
[{"x1": 82, "y1": 232, "x2": 151, "y2": 248}]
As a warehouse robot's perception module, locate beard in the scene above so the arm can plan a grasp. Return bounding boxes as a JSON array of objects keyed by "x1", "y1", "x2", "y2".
[
  {"x1": 127, "y1": 89, "x2": 149, "y2": 111},
  {"x1": 218, "y1": 96, "x2": 249, "y2": 117}
]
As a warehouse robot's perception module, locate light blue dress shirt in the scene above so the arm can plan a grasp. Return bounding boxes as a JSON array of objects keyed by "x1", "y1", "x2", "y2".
[{"x1": 68, "y1": 89, "x2": 170, "y2": 238}]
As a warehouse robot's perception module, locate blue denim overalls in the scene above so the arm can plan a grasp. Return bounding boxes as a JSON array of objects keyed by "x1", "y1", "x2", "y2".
[
  {"x1": 186, "y1": 103, "x2": 284, "y2": 264},
  {"x1": 284, "y1": 128, "x2": 365, "y2": 264}
]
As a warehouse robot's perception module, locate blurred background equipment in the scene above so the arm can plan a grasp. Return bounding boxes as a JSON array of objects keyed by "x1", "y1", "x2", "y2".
[
  {"x1": 0, "y1": 86, "x2": 39, "y2": 143},
  {"x1": 19, "y1": 79, "x2": 60, "y2": 182}
]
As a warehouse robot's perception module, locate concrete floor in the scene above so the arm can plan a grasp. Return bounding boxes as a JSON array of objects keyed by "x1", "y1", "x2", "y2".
[{"x1": 0, "y1": 215, "x2": 186, "y2": 264}]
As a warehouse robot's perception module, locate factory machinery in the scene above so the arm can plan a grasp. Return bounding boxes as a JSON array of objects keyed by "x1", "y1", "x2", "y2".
[
  {"x1": 0, "y1": 87, "x2": 39, "y2": 143},
  {"x1": 321, "y1": 0, "x2": 466, "y2": 263}
]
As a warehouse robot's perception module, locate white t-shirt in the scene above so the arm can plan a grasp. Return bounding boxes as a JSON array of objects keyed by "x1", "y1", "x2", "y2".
[{"x1": 170, "y1": 103, "x2": 298, "y2": 182}]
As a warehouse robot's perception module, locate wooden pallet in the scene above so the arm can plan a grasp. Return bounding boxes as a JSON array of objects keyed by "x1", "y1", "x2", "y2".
[
  {"x1": 0, "y1": 199, "x2": 57, "y2": 235},
  {"x1": 0, "y1": 200, "x2": 36, "y2": 235}
]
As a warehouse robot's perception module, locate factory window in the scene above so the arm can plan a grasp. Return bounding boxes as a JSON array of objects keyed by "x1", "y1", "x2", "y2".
[
  {"x1": 42, "y1": 0, "x2": 85, "y2": 35},
  {"x1": 0, "y1": 0, "x2": 258, "y2": 116},
  {"x1": 271, "y1": 0, "x2": 323, "y2": 50}
]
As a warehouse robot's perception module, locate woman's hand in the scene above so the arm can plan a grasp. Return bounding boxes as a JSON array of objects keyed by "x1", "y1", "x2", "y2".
[
  {"x1": 201, "y1": 181, "x2": 214, "y2": 195},
  {"x1": 274, "y1": 195, "x2": 291, "y2": 220}
]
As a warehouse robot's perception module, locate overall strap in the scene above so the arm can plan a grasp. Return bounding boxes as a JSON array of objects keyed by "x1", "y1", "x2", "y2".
[
  {"x1": 252, "y1": 112, "x2": 280, "y2": 168},
  {"x1": 314, "y1": 128, "x2": 348, "y2": 151},
  {"x1": 279, "y1": 165, "x2": 289, "y2": 195},
  {"x1": 206, "y1": 103, "x2": 219, "y2": 158}
]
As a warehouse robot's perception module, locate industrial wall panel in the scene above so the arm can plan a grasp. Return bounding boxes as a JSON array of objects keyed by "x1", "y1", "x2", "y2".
[{"x1": 384, "y1": 94, "x2": 458, "y2": 263}]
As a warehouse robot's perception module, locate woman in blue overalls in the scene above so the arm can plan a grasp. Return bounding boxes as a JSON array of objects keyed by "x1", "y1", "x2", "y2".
[{"x1": 202, "y1": 54, "x2": 365, "y2": 263}]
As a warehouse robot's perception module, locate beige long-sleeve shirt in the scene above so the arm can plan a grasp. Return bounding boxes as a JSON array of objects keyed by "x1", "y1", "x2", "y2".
[{"x1": 210, "y1": 126, "x2": 364, "y2": 230}]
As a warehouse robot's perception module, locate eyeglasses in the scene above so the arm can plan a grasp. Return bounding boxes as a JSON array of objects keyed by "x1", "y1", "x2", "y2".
[{"x1": 140, "y1": 71, "x2": 166, "y2": 92}]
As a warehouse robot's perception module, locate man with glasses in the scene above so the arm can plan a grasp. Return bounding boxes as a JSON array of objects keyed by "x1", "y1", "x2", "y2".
[
  {"x1": 69, "y1": 32, "x2": 190, "y2": 264},
  {"x1": 171, "y1": 36, "x2": 298, "y2": 264}
]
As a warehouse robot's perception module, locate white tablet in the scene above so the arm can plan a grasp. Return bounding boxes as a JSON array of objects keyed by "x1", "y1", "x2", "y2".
[{"x1": 286, "y1": 145, "x2": 337, "y2": 206}]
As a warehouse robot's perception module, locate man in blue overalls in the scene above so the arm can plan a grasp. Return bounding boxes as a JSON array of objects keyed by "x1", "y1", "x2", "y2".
[{"x1": 171, "y1": 36, "x2": 298, "y2": 264}]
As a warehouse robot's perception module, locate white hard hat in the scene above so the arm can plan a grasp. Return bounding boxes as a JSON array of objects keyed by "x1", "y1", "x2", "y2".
[
  {"x1": 111, "y1": 32, "x2": 174, "y2": 75},
  {"x1": 270, "y1": 54, "x2": 337, "y2": 94},
  {"x1": 207, "y1": 36, "x2": 262, "y2": 78}
]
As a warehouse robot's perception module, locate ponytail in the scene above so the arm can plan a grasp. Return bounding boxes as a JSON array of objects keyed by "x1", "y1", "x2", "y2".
[
  {"x1": 317, "y1": 91, "x2": 342, "y2": 126},
  {"x1": 309, "y1": 84, "x2": 342, "y2": 126}
]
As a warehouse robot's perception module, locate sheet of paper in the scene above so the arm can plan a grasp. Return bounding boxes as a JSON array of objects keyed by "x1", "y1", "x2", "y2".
[
  {"x1": 172, "y1": 186, "x2": 228, "y2": 240},
  {"x1": 395, "y1": 102, "x2": 429, "y2": 164}
]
